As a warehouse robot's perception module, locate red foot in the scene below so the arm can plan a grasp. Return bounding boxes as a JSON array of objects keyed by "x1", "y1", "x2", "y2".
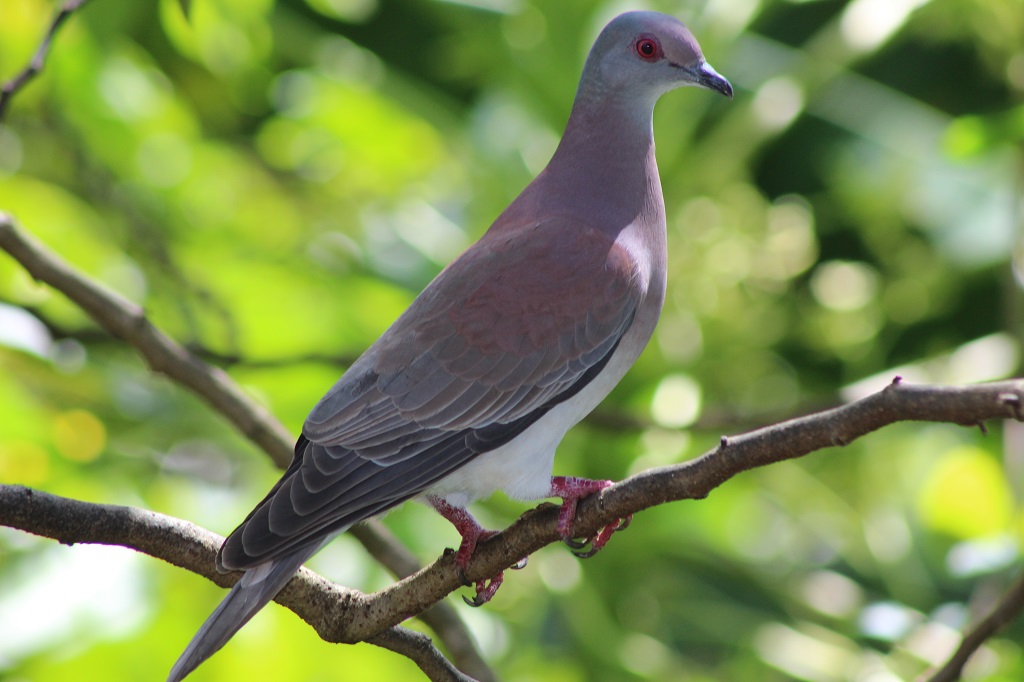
[
  {"x1": 549, "y1": 476, "x2": 630, "y2": 558},
  {"x1": 429, "y1": 496, "x2": 506, "y2": 607}
]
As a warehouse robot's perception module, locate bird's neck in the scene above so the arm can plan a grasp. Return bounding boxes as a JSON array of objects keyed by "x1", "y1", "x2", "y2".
[{"x1": 536, "y1": 93, "x2": 664, "y2": 231}]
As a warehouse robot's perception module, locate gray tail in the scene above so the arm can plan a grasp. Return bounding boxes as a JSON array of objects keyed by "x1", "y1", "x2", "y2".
[{"x1": 167, "y1": 549, "x2": 314, "y2": 682}]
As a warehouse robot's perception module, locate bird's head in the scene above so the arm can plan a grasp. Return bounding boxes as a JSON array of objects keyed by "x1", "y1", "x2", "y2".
[{"x1": 583, "y1": 11, "x2": 733, "y2": 104}]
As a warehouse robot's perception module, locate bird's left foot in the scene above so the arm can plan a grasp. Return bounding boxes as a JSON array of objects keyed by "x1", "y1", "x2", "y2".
[
  {"x1": 429, "y1": 496, "x2": 524, "y2": 607},
  {"x1": 549, "y1": 476, "x2": 631, "y2": 558}
]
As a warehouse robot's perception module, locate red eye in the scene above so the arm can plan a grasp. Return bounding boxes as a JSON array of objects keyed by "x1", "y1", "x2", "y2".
[{"x1": 635, "y1": 36, "x2": 660, "y2": 60}]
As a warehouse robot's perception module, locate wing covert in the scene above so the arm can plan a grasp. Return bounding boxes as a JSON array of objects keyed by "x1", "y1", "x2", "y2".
[{"x1": 304, "y1": 218, "x2": 645, "y2": 452}]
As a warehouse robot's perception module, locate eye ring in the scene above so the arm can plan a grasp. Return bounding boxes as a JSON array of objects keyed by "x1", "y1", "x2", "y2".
[{"x1": 634, "y1": 35, "x2": 661, "y2": 61}]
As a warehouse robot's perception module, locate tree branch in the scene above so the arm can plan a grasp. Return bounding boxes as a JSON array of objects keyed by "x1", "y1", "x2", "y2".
[
  {"x1": 349, "y1": 521, "x2": 494, "y2": 681},
  {"x1": 924, "y1": 573, "x2": 1024, "y2": 682},
  {"x1": 0, "y1": 213, "x2": 295, "y2": 466},
  {"x1": 309, "y1": 376, "x2": 1024, "y2": 644},
  {"x1": 368, "y1": 628, "x2": 478, "y2": 682},
  {"x1": 0, "y1": 485, "x2": 475, "y2": 682},
  {"x1": 0, "y1": 0, "x2": 90, "y2": 125},
  {"x1": 3, "y1": 375, "x2": 1023, "y2": 672},
  {"x1": 0, "y1": 213, "x2": 493, "y2": 679}
]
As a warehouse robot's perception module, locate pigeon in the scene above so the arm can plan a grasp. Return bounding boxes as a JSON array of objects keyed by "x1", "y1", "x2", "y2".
[{"x1": 169, "y1": 10, "x2": 731, "y2": 680}]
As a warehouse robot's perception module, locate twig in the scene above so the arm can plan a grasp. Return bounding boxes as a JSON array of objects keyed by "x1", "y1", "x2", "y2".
[
  {"x1": 0, "y1": 0, "x2": 90, "y2": 125},
  {"x1": 0, "y1": 485, "x2": 475, "y2": 682},
  {"x1": 0, "y1": 300, "x2": 359, "y2": 370},
  {"x1": 186, "y1": 343, "x2": 359, "y2": 369},
  {"x1": 923, "y1": 574, "x2": 1024, "y2": 682},
  {"x1": 0, "y1": 212, "x2": 492, "y2": 679}
]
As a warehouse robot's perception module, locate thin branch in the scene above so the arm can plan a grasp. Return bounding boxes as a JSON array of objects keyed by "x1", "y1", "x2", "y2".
[
  {"x1": 185, "y1": 343, "x2": 360, "y2": 370},
  {"x1": 0, "y1": 212, "x2": 294, "y2": 467},
  {"x1": 3, "y1": 379, "x2": 1023, "y2": 654},
  {"x1": 352, "y1": 521, "x2": 495, "y2": 682},
  {"x1": 0, "y1": 0, "x2": 90, "y2": 125},
  {"x1": 369, "y1": 629, "x2": 479, "y2": 682},
  {"x1": 924, "y1": 574, "x2": 1024, "y2": 682},
  {"x1": 0, "y1": 213, "x2": 492, "y2": 679},
  {"x1": 0, "y1": 485, "x2": 475, "y2": 682},
  {"x1": 0, "y1": 299, "x2": 359, "y2": 370}
]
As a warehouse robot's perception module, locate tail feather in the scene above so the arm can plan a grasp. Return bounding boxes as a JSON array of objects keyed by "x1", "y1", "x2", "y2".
[{"x1": 167, "y1": 548, "x2": 315, "y2": 682}]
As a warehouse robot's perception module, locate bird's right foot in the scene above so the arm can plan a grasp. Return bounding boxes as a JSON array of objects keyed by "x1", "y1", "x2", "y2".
[{"x1": 549, "y1": 476, "x2": 630, "y2": 558}]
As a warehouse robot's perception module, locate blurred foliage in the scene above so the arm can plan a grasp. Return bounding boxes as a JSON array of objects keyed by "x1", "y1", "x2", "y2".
[{"x1": 1, "y1": 0, "x2": 1023, "y2": 680}]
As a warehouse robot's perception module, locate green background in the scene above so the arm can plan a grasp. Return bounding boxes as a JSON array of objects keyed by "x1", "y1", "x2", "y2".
[{"x1": 1, "y1": 0, "x2": 1023, "y2": 680}]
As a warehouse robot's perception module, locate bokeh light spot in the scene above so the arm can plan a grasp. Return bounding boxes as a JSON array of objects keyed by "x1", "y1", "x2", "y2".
[{"x1": 53, "y1": 410, "x2": 106, "y2": 463}]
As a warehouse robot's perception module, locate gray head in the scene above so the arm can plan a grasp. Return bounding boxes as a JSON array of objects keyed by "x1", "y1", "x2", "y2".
[{"x1": 580, "y1": 11, "x2": 732, "y2": 106}]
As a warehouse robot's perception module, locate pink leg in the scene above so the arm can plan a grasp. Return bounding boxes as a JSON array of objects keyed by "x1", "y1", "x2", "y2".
[
  {"x1": 549, "y1": 476, "x2": 631, "y2": 558},
  {"x1": 429, "y1": 497, "x2": 504, "y2": 606}
]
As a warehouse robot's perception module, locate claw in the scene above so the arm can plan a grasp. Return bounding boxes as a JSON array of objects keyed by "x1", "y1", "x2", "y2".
[
  {"x1": 571, "y1": 545, "x2": 601, "y2": 559},
  {"x1": 463, "y1": 573, "x2": 504, "y2": 607},
  {"x1": 511, "y1": 556, "x2": 529, "y2": 570},
  {"x1": 574, "y1": 515, "x2": 629, "y2": 558},
  {"x1": 582, "y1": 516, "x2": 631, "y2": 556},
  {"x1": 562, "y1": 536, "x2": 591, "y2": 550}
]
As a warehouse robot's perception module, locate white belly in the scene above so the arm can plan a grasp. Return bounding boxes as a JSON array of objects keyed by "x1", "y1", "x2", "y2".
[{"x1": 422, "y1": 324, "x2": 650, "y2": 507}]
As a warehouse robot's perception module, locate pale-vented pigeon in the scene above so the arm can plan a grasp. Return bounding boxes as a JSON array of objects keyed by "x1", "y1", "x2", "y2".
[{"x1": 169, "y1": 10, "x2": 731, "y2": 680}]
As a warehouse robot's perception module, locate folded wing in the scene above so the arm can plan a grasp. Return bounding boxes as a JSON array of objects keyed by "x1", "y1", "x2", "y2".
[{"x1": 218, "y1": 218, "x2": 646, "y2": 570}]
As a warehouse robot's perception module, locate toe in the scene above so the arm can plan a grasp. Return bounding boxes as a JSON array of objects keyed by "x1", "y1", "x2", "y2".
[{"x1": 463, "y1": 572, "x2": 504, "y2": 607}]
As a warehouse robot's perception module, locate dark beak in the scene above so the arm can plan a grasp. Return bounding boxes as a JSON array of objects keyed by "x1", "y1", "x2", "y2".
[{"x1": 692, "y1": 61, "x2": 733, "y2": 99}]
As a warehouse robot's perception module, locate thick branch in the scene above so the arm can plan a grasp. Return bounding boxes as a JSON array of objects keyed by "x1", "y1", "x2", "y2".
[
  {"x1": 924, "y1": 574, "x2": 1024, "y2": 682},
  {"x1": 3, "y1": 378, "x2": 1022, "y2": 656},
  {"x1": 0, "y1": 485, "x2": 474, "y2": 682},
  {"x1": 0, "y1": 214, "x2": 491, "y2": 679},
  {"x1": 326, "y1": 377, "x2": 1024, "y2": 643},
  {"x1": 0, "y1": 0, "x2": 90, "y2": 124}
]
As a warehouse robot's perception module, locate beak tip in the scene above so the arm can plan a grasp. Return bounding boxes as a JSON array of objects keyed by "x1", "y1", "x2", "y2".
[{"x1": 696, "y1": 61, "x2": 733, "y2": 100}]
